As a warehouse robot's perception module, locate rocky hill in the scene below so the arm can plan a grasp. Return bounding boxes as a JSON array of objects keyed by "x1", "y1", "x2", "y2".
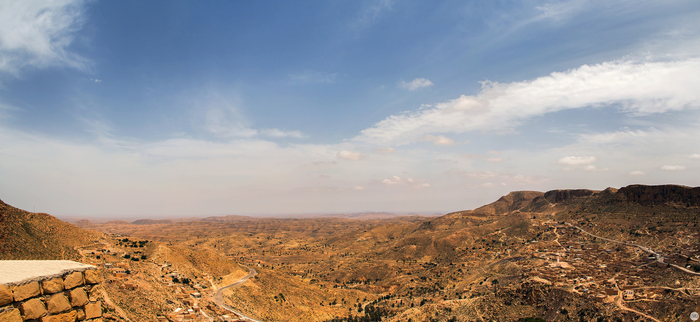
[
  {"x1": 5, "y1": 184, "x2": 698, "y2": 322},
  {"x1": 0, "y1": 198, "x2": 99, "y2": 260}
]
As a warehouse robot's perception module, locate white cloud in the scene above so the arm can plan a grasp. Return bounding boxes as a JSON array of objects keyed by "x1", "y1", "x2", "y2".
[
  {"x1": 261, "y1": 128, "x2": 307, "y2": 139},
  {"x1": 381, "y1": 176, "x2": 403, "y2": 185},
  {"x1": 376, "y1": 147, "x2": 395, "y2": 153},
  {"x1": 379, "y1": 175, "x2": 429, "y2": 189},
  {"x1": 337, "y1": 150, "x2": 365, "y2": 161},
  {"x1": 630, "y1": 170, "x2": 645, "y2": 176},
  {"x1": 352, "y1": 186, "x2": 366, "y2": 191},
  {"x1": 0, "y1": 0, "x2": 88, "y2": 76},
  {"x1": 689, "y1": 154, "x2": 700, "y2": 160},
  {"x1": 583, "y1": 165, "x2": 609, "y2": 172},
  {"x1": 578, "y1": 129, "x2": 650, "y2": 145},
  {"x1": 355, "y1": 58, "x2": 700, "y2": 146},
  {"x1": 557, "y1": 156, "x2": 597, "y2": 165},
  {"x1": 398, "y1": 78, "x2": 434, "y2": 91},
  {"x1": 661, "y1": 165, "x2": 685, "y2": 171},
  {"x1": 486, "y1": 157, "x2": 502, "y2": 163},
  {"x1": 419, "y1": 134, "x2": 454, "y2": 146},
  {"x1": 481, "y1": 182, "x2": 494, "y2": 188}
]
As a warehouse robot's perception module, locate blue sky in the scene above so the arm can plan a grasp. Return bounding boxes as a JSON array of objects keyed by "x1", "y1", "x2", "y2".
[{"x1": 1, "y1": 0, "x2": 700, "y2": 217}]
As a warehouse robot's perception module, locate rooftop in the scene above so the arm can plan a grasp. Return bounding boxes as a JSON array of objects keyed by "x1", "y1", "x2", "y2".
[{"x1": 0, "y1": 260, "x2": 95, "y2": 285}]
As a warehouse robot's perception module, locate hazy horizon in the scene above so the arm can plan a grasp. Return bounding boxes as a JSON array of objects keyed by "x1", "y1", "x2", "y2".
[{"x1": 1, "y1": 1, "x2": 700, "y2": 217}]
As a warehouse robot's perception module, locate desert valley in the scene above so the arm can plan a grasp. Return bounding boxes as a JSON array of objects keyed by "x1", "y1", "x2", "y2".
[{"x1": 2, "y1": 184, "x2": 699, "y2": 322}]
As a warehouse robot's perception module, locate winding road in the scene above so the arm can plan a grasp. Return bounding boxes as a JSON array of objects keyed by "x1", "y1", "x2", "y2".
[{"x1": 213, "y1": 265, "x2": 263, "y2": 322}]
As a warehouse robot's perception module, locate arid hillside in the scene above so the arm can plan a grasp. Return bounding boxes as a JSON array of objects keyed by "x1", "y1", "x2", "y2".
[
  {"x1": 3, "y1": 184, "x2": 699, "y2": 322},
  {"x1": 74, "y1": 184, "x2": 699, "y2": 322},
  {"x1": 0, "y1": 198, "x2": 99, "y2": 260}
]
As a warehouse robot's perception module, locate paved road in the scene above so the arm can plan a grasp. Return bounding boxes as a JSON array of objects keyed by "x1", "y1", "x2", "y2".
[{"x1": 213, "y1": 265, "x2": 263, "y2": 322}]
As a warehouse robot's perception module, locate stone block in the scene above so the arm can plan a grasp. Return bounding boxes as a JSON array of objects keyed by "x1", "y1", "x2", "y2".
[
  {"x1": 40, "y1": 310, "x2": 78, "y2": 322},
  {"x1": 83, "y1": 270, "x2": 103, "y2": 284},
  {"x1": 20, "y1": 297, "x2": 47, "y2": 320},
  {"x1": 42, "y1": 277, "x2": 65, "y2": 294},
  {"x1": 76, "y1": 308, "x2": 85, "y2": 320},
  {"x1": 84, "y1": 301, "x2": 102, "y2": 319},
  {"x1": 0, "y1": 308, "x2": 23, "y2": 322},
  {"x1": 13, "y1": 281, "x2": 41, "y2": 301},
  {"x1": 88, "y1": 287, "x2": 100, "y2": 302},
  {"x1": 0, "y1": 284, "x2": 13, "y2": 306},
  {"x1": 47, "y1": 293, "x2": 72, "y2": 314},
  {"x1": 64, "y1": 272, "x2": 84, "y2": 289},
  {"x1": 69, "y1": 288, "x2": 89, "y2": 307},
  {"x1": 12, "y1": 282, "x2": 41, "y2": 302}
]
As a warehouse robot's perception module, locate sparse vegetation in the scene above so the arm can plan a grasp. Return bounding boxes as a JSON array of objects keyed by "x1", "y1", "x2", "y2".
[{"x1": 3, "y1": 185, "x2": 699, "y2": 321}]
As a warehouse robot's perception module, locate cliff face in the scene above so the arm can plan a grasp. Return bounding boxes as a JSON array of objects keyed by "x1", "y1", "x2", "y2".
[
  {"x1": 617, "y1": 184, "x2": 700, "y2": 207},
  {"x1": 450, "y1": 184, "x2": 700, "y2": 218},
  {"x1": 543, "y1": 189, "x2": 597, "y2": 203}
]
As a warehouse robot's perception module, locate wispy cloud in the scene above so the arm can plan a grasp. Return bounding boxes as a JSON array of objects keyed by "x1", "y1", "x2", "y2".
[
  {"x1": 0, "y1": 0, "x2": 89, "y2": 76},
  {"x1": 380, "y1": 175, "x2": 429, "y2": 188},
  {"x1": 557, "y1": 156, "x2": 597, "y2": 165},
  {"x1": 376, "y1": 147, "x2": 395, "y2": 153},
  {"x1": 355, "y1": 58, "x2": 700, "y2": 146},
  {"x1": 204, "y1": 106, "x2": 258, "y2": 138},
  {"x1": 381, "y1": 175, "x2": 403, "y2": 185},
  {"x1": 349, "y1": 0, "x2": 394, "y2": 32},
  {"x1": 194, "y1": 90, "x2": 306, "y2": 140},
  {"x1": 261, "y1": 129, "x2": 307, "y2": 139},
  {"x1": 419, "y1": 134, "x2": 454, "y2": 146},
  {"x1": 398, "y1": 78, "x2": 434, "y2": 91},
  {"x1": 534, "y1": 0, "x2": 590, "y2": 22},
  {"x1": 337, "y1": 150, "x2": 365, "y2": 161},
  {"x1": 661, "y1": 165, "x2": 685, "y2": 171},
  {"x1": 289, "y1": 70, "x2": 339, "y2": 84},
  {"x1": 582, "y1": 165, "x2": 609, "y2": 172}
]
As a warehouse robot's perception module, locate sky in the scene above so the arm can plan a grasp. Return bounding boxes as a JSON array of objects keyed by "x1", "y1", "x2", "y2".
[{"x1": 1, "y1": 0, "x2": 700, "y2": 218}]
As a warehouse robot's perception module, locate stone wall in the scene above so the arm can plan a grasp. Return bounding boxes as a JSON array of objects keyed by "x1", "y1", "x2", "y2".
[{"x1": 0, "y1": 266, "x2": 104, "y2": 322}]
